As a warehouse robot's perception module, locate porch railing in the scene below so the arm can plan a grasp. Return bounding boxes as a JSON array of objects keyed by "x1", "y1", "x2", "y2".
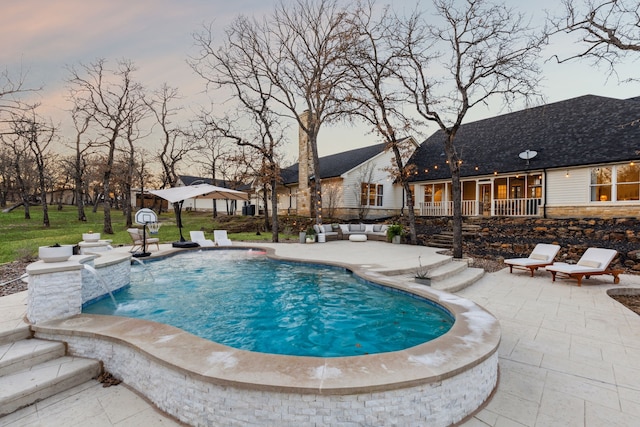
[
  {"x1": 419, "y1": 198, "x2": 541, "y2": 217},
  {"x1": 493, "y1": 198, "x2": 541, "y2": 216},
  {"x1": 419, "y1": 200, "x2": 479, "y2": 216}
]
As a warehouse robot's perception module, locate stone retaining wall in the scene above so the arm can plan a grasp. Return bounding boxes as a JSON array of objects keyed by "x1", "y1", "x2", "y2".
[{"x1": 416, "y1": 217, "x2": 640, "y2": 271}]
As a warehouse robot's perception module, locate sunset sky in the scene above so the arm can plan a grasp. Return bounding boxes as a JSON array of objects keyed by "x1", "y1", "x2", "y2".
[{"x1": 2, "y1": 0, "x2": 639, "y2": 161}]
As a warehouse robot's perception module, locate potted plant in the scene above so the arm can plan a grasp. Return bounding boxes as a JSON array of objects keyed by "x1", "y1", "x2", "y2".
[
  {"x1": 306, "y1": 226, "x2": 316, "y2": 243},
  {"x1": 38, "y1": 243, "x2": 73, "y2": 263},
  {"x1": 414, "y1": 256, "x2": 431, "y2": 286},
  {"x1": 386, "y1": 224, "x2": 404, "y2": 244}
]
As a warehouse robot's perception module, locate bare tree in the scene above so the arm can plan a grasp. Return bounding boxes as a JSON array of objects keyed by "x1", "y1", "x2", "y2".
[
  {"x1": 323, "y1": 181, "x2": 340, "y2": 218},
  {"x1": 194, "y1": 0, "x2": 353, "y2": 225},
  {"x1": 0, "y1": 67, "x2": 40, "y2": 135},
  {"x1": 1, "y1": 116, "x2": 38, "y2": 219},
  {"x1": 551, "y1": 0, "x2": 640, "y2": 78},
  {"x1": 0, "y1": 145, "x2": 12, "y2": 207},
  {"x1": 148, "y1": 84, "x2": 193, "y2": 188},
  {"x1": 147, "y1": 84, "x2": 197, "y2": 229},
  {"x1": 397, "y1": 0, "x2": 545, "y2": 258},
  {"x1": 66, "y1": 108, "x2": 92, "y2": 221},
  {"x1": 192, "y1": 17, "x2": 290, "y2": 240},
  {"x1": 187, "y1": 121, "x2": 231, "y2": 218},
  {"x1": 345, "y1": 1, "x2": 420, "y2": 243},
  {"x1": 22, "y1": 111, "x2": 56, "y2": 227},
  {"x1": 67, "y1": 59, "x2": 145, "y2": 234},
  {"x1": 352, "y1": 163, "x2": 375, "y2": 221},
  {"x1": 120, "y1": 107, "x2": 150, "y2": 227}
]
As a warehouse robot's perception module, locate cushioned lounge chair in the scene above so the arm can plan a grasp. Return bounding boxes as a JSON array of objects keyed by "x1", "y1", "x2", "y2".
[
  {"x1": 189, "y1": 231, "x2": 215, "y2": 247},
  {"x1": 127, "y1": 228, "x2": 160, "y2": 252},
  {"x1": 545, "y1": 248, "x2": 621, "y2": 286},
  {"x1": 213, "y1": 230, "x2": 232, "y2": 246},
  {"x1": 504, "y1": 243, "x2": 561, "y2": 277}
]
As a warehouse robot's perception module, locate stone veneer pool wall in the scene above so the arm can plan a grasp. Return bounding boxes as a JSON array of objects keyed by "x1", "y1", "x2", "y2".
[{"x1": 32, "y1": 324, "x2": 498, "y2": 426}]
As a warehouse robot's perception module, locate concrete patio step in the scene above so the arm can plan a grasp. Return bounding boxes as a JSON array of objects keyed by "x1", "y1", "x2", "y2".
[
  {"x1": 0, "y1": 326, "x2": 31, "y2": 347},
  {"x1": 428, "y1": 259, "x2": 471, "y2": 282},
  {"x1": 431, "y1": 267, "x2": 485, "y2": 293},
  {"x1": 0, "y1": 338, "x2": 65, "y2": 377},
  {"x1": 0, "y1": 336, "x2": 101, "y2": 416}
]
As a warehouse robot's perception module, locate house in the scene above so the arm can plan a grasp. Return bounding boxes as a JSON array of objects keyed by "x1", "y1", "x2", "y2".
[
  {"x1": 276, "y1": 134, "x2": 420, "y2": 220},
  {"x1": 407, "y1": 95, "x2": 640, "y2": 218}
]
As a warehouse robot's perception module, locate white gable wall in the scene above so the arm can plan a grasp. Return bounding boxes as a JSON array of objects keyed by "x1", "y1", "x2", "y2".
[{"x1": 341, "y1": 149, "x2": 402, "y2": 210}]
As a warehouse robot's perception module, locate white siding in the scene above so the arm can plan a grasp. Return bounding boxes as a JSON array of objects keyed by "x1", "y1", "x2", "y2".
[
  {"x1": 341, "y1": 150, "x2": 402, "y2": 209},
  {"x1": 546, "y1": 168, "x2": 590, "y2": 206}
]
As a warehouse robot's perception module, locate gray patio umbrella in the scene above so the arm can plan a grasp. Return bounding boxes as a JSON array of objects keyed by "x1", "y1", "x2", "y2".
[{"x1": 149, "y1": 184, "x2": 249, "y2": 246}]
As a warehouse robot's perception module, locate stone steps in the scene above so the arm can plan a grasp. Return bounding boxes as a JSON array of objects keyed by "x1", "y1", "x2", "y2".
[
  {"x1": 401, "y1": 257, "x2": 485, "y2": 293},
  {"x1": 0, "y1": 329, "x2": 101, "y2": 416},
  {"x1": 430, "y1": 267, "x2": 485, "y2": 293},
  {"x1": 427, "y1": 259, "x2": 470, "y2": 282}
]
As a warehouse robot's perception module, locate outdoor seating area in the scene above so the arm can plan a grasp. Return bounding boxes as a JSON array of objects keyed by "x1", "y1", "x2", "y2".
[
  {"x1": 312, "y1": 223, "x2": 389, "y2": 242},
  {"x1": 504, "y1": 245, "x2": 622, "y2": 286}
]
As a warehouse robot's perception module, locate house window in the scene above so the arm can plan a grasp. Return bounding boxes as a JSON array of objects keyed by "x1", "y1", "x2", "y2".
[
  {"x1": 360, "y1": 183, "x2": 383, "y2": 206},
  {"x1": 495, "y1": 178, "x2": 508, "y2": 199},
  {"x1": 424, "y1": 183, "x2": 445, "y2": 203},
  {"x1": 616, "y1": 164, "x2": 640, "y2": 201},
  {"x1": 590, "y1": 167, "x2": 612, "y2": 202}
]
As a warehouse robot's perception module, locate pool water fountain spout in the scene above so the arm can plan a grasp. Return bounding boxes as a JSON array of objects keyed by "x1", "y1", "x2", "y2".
[
  {"x1": 83, "y1": 264, "x2": 117, "y2": 308},
  {"x1": 131, "y1": 257, "x2": 155, "y2": 282}
]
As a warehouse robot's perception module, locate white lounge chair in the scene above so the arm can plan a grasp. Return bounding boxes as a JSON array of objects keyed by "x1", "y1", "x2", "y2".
[
  {"x1": 504, "y1": 243, "x2": 561, "y2": 277},
  {"x1": 545, "y1": 248, "x2": 621, "y2": 286},
  {"x1": 127, "y1": 228, "x2": 160, "y2": 252},
  {"x1": 189, "y1": 231, "x2": 215, "y2": 247},
  {"x1": 214, "y1": 230, "x2": 232, "y2": 246}
]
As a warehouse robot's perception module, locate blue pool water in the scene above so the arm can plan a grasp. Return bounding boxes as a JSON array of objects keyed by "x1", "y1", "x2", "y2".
[{"x1": 83, "y1": 250, "x2": 454, "y2": 357}]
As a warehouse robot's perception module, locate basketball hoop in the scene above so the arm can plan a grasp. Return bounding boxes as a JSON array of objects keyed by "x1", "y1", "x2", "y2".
[{"x1": 147, "y1": 222, "x2": 161, "y2": 235}]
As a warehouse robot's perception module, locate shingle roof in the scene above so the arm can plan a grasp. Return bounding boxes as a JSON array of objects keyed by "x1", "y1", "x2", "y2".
[
  {"x1": 408, "y1": 95, "x2": 640, "y2": 182},
  {"x1": 280, "y1": 142, "x2": 388, "y2": 185}
]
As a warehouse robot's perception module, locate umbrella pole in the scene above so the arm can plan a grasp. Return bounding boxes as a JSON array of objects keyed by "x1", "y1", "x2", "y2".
[{"x1": 176, "y1": 200, "x2": 186, "y2": 242}]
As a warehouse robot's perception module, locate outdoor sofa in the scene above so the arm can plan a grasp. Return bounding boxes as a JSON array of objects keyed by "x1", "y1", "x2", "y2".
[
  {"x1": 337, "y1": 223, "x2": 388, "y2": 241},
  {"x1": 313, "y1": 223, "x2": 389, "y2": 242}
]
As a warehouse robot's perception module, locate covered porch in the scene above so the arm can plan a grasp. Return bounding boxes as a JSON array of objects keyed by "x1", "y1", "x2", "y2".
[{"x1": 417, "y1": 173, "x2": 544, "y2": 217}]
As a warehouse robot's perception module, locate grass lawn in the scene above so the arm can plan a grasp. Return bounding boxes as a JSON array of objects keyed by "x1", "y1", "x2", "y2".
[{"x1": 0, "y1": 206, "x2": 298, "y2": 264}]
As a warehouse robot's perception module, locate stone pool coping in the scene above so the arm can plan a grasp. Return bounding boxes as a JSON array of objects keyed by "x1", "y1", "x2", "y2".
[{"x1": 31, "y1": 245, "x2": 500, "y2": 395}]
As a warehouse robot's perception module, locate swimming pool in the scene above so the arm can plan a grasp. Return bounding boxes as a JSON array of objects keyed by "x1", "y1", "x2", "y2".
[
  {"x1": 83, "y1": 250, "x2": 454, "y2": 357},
  {"x1": 33, "y1": 243, "x2": 501, "y2": 426}
]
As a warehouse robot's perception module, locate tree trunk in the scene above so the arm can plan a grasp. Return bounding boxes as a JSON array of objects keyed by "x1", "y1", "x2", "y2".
[
  {"x1": 123, "y1": 182, "x2": 133, "y2": 228},
  {"x1": 262, "y1": 183, "x2": 270, "y2": 232},
  {"x1": 102, "y1": 181, "x2": 113, "y2": 234},
  {"x1": 445, "y1": 134, "x2": 463, "y2": 259},
  {"x1": 39, "y1": 178, "x2": 50, "y2": 228},
  {"x1": 270, "y1": 178, "x2": 279, "y2": 243}
]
